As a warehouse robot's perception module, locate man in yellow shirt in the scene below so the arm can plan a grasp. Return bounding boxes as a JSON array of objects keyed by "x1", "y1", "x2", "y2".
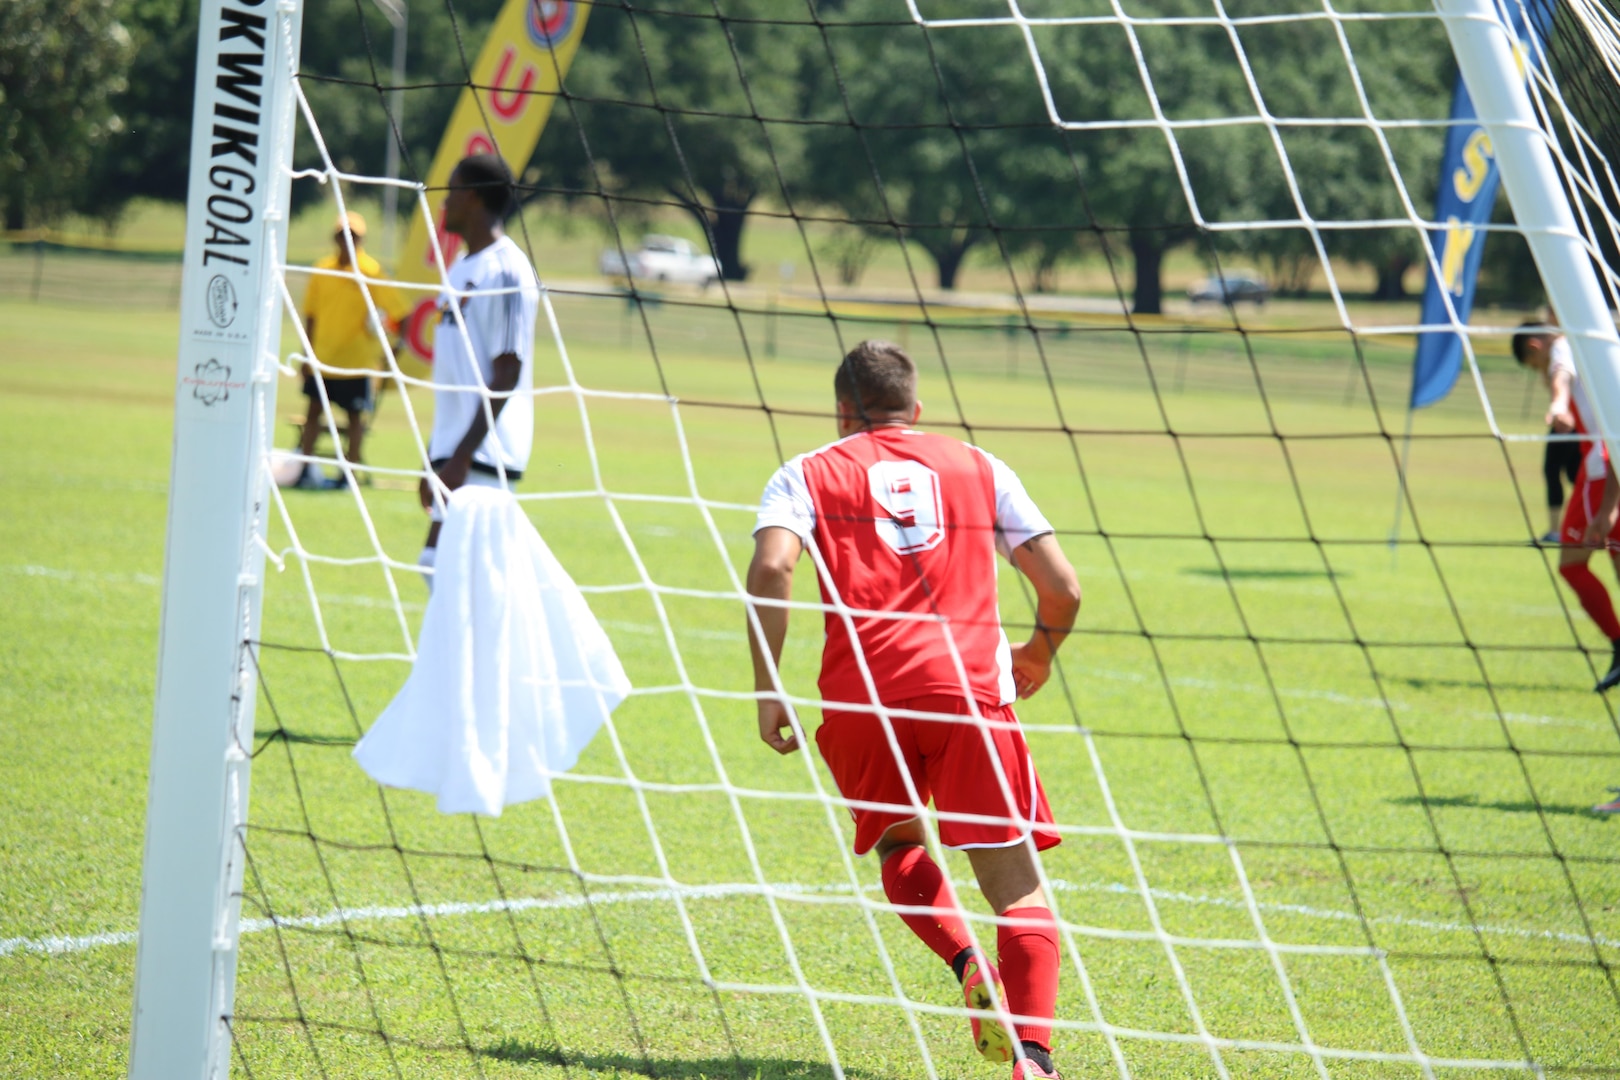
[{"x1": 296, "y1": 210, "x2": 412, "y2": 487}]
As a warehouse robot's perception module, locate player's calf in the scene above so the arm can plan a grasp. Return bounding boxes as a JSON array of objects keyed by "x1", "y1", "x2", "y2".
[{"x1": 879, "y1": 841, "x2": 973, "y2": 964}]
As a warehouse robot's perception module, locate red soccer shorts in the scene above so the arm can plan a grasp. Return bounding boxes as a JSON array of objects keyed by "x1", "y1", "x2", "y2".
[
  {"x1": 1561, "y1": 468, "x2": 1620, "y2": 547},
  {"x1": 814, "y1": 694, "x2": 1061, "y2": 856}
]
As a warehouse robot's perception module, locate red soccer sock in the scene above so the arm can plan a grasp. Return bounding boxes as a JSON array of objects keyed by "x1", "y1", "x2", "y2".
[
  {"x1": 1561, "y1": 561, "x2": 1620, "y2": 640},
  {"x1": 881, "y1": 845, "x2": 973, "y2": 964},
  {"x1": 998, "y1": 906, "x2": 1060, "y2": 1051}
]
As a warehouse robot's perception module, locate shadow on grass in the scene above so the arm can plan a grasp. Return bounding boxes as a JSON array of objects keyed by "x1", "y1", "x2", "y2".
[
  {"x1": 482, "y1": 1041, "x2": 857, "y2": 1079},
  {"x1": 1181, "y1": 567, "x2": 1347, "y2": 581},
  {"x1": 1383, "y1": 674, "x2": 1587, "y2": 694},
  {"x1": 1389, "y1": 793, "x2": 1612, "y2": 819},
  {"x1": 252, "y1": 727, "x2": 356, "y2": 748}
]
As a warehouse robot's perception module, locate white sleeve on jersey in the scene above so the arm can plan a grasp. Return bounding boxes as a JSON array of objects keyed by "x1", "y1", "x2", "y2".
[
  {"x1": 754, "y1": 458, "x2": 815, "y2": 541},
  {"x1": 973, "y1": 447, "x2": 1054, "y2": 559},
  {"x1": 755, "y1": 445, "x2": 1054, "y2": 555},
  {"x1": 1550, "y1": 336, "x2": 1576, "y2": 381},
  {"x1": 1551, "y1": 336, "x2": 1610, "y2": 478}
]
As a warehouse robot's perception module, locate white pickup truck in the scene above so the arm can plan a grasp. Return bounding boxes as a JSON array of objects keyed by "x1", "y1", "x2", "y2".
[{"x1": 599, "y1": 234, "x2": 722, "y2": 287}]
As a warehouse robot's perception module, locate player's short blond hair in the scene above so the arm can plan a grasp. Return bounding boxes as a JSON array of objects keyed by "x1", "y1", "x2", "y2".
[{"x1": 835, "y1": 340, "x2": 916, "y2": 416}]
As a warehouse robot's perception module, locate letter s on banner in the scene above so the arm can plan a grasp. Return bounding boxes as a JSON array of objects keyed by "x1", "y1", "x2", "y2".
[
  {"x1": 1409, "y1": 0, "x2": 1553, "y2": 410},
  {"x1": 1451, "y1": 130, "x2": 1494, "y2": 202}
]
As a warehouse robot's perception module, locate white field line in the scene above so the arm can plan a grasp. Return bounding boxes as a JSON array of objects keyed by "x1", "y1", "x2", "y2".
[
  {"x1": 3, "y1": 564, "x2": 161, "y2": 587},
  {"x1": 1066, "y1": 561, "x2": 1572, "y2": 621},
  {"x1": 1082, "y1": 666, "x2": 1612, "y2": 733},
  {"x1": 6, "y1": 877, "x2": 1615, "y2": 960},
  {"x1": 7, "y1": 569, "x2": 1612, "y2": 958},
  {"x1": 2, "y1": 928, "x2": 141, "y2": 956},
  {"x1": 5, "y1": 561, "x2": 1598, "y2": 729},
  {"x1": 28, "y1": 567, "x2": 1584, "y2": 730},
  {"x1": 603, "y1": 616, "x2": 1610, "y2": 733},
  {"x1": 1, "y1": 564, "x2": 422, "y2": 613},
  {"x1": 2, "y1": 558, "x2": 1571, "y2": 620},
  {"x1": 600, "y1": 617, "x2": 744, "y2": 643}
]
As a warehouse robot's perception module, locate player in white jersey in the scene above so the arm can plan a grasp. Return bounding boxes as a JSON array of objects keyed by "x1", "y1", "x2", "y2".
[
  {"x1": 417, "y1": 154, "x2": 541, "y2": 586},
  {"x1": 1514, "y1": 322, "x2": 1620, "y2": 692}
]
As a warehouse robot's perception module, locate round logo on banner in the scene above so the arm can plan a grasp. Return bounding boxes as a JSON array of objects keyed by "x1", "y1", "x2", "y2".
[{"x1": 526, "y1": 0, "x2": 576, "y2": 48}]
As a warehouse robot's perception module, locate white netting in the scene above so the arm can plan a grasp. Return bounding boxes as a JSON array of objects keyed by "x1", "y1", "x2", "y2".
[{"x1": 223, "y1": 2, "x2": 1620, "y2": 1077}]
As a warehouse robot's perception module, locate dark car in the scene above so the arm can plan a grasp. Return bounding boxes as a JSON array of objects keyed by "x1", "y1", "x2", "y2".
[{"x1": 1187, "y1": 272, "x2": 1271, "y2": 305}]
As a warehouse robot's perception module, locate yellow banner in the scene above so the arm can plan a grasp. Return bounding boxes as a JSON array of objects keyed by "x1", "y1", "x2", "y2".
[{"x1": 397, "y1": 0, "x2": 588, "y2": 368}]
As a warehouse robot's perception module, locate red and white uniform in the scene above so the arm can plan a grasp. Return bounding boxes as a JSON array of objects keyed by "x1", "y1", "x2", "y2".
[
  {"x1": 754, "y1": 428, "x2": 1061, "y2": 854},
  {"x1": 1554, "y1": 338, "x2": 1620, "y2": 545}
]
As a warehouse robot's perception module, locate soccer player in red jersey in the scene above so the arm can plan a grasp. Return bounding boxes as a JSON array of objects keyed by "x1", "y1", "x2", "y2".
[
  {"x1": 745, "y1": 341, "x2": 1082, "y2": 1080},
  {"x1": 1515, "y1": 322, "x2": 1620, "y2": 691}
]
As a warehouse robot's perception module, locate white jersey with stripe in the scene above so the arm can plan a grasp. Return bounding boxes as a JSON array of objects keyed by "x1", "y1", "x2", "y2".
[
  {"x1": 1549, "y1": 336, "x2": 1607, "y2": 480},
  {"x1": 428, "y1": 234, "x2": 540, "y2": 476}
]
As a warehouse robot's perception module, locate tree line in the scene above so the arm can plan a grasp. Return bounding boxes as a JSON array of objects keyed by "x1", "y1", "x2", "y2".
[{"x1": 4, "y1": 0, "x2": 1540, "y2": 313}]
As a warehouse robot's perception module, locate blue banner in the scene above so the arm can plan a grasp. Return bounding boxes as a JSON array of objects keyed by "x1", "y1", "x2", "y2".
[{"x1": 1410, "y1": 0, "x2": 1554, "y2": 409}]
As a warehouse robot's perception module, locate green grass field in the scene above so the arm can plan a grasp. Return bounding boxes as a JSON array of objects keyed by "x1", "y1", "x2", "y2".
[{"x1": 2, "y1": 253, "x2": 1618, "y2": 1080}]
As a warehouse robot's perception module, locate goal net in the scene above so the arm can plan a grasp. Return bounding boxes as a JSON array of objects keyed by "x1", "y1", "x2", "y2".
[{"x1": 140, "y1": 1, "x2": 1620, "y2": 1077}]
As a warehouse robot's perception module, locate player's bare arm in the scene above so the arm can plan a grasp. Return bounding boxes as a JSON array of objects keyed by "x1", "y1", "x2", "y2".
[
  {"x1": 1008, "y1": 533, "x2": 1082, "y2": 699},
  {"x1": 417, "y1": 350, "x2": 521, "y2": 509},
  {"x1": 1548, "y1": 364, "x2": 1576, "y2": 432},
  {"x1": 746, "y1": 525, "x2": 805, "y2": 754}
]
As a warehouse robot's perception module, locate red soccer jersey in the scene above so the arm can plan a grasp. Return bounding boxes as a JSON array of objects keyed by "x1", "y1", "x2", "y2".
[{"x1": 754, "y1": 428, "x2": 1052, "y2": 710}]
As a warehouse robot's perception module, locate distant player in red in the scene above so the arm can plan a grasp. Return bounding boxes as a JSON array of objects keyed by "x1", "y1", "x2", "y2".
[
  {"x1": 1515, "y1": 322, "x2": 1620, "y2": 691},
  {"x1": 746, "y1": 341, "x2": 1082, "y2": 1080}
]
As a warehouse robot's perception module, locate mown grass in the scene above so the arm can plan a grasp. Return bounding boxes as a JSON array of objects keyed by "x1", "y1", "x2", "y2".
[{"x1": 1, "y1": 271, "x2": 1616, "y2": 1080}]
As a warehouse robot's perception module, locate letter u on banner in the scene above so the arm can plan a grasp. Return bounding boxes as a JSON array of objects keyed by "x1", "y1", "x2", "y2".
[{"x1": 395, "y1": 0, "x2": 589, "y2": 373}]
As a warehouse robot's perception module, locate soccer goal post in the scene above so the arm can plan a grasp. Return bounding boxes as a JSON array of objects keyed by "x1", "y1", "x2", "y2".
[
  {"x1": 129, "y1": 0, "x2": 304, "y2": 1077},
  {"x1": 1438, "y1": 0, "x2": 1620, "y2": 454},
  {"x1": 128, "y1": 0, "x2": 1620, "y2": 1076}
]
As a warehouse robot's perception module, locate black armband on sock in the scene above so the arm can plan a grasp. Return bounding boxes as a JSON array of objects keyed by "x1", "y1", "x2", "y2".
[{"x1": 1021, "y1": 1042, "x2": 1055, "y2": 1073}]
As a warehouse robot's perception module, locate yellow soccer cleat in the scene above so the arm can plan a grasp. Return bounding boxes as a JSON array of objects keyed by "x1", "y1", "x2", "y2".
[{"x1": 960, "y1": 954, "x2": 1016, "y2": 1063}]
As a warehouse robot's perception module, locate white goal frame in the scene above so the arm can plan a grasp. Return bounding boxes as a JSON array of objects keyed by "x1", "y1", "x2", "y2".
[
  {"x1": 127, "y1": 1, "x2": 1619, "y2": 1077},
  {"x1": 1437, "y1": 0, "x2": 1620, "y2": 450},
  {"x1": 129, "y1": 0, "x2": 303, "y2": 1077}
]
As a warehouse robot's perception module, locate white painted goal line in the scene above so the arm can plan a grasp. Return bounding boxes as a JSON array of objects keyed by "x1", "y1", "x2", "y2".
[{"x1": 9, "y1": 875, "x2": 1611, "y2": 961}]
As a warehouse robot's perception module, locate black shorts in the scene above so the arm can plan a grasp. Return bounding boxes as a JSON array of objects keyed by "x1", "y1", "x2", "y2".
[{"x1": 303, "y1": 373, "x2": 373, "y2": 414}]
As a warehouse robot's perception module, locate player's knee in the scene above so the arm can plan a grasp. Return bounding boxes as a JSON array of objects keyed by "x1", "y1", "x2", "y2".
[
  {"x1": 1560, "y1": 559, "x2": 1591, "y2": 585},
  {"x1": 874, "y1": 821, "x2": 927, "y2": 862},
  {"x1": 966, "y1": 844, "x2": 1043, "y2": 914},
  {"x1": 877, "y1": 839, "x2": 924, "y2": 864}
]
